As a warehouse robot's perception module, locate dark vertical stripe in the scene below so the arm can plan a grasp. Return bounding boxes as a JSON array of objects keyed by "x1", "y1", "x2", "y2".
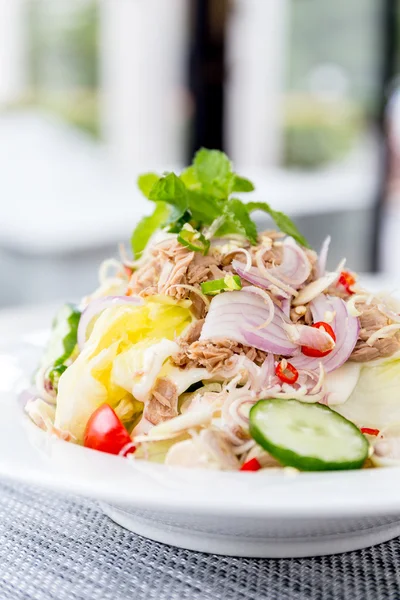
[
  {"x1": 371, "y1": 0, "x2": 398, "y2": 271},
  {"x1": 187, "y1": 0, "x2": 228, "y2": 161}
]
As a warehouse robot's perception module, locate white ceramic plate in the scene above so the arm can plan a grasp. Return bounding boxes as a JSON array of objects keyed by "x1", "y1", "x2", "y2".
[{"x1": 2, "y1": 298, "x2": 400, "y2": 558}]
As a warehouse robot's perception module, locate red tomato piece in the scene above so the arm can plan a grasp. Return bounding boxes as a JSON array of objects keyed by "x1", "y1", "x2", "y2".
[{"x1": 84, "y1": 403, "x2": 135, "y2": 456}]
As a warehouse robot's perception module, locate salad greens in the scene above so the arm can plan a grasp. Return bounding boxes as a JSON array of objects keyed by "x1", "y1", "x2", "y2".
[
  {"x1": 337, "y1": 357, "x2": 400, "y2": 432},
  {"x1": 131, "y1": 148, "x2": 309, "y2": 257},
  {"x1": 41, "y1": 304, "x2": 80, "y2": 369}
]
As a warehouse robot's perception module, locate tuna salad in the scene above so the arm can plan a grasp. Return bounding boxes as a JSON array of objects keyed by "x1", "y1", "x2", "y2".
[{"x1": 24, "y1": 149, "x2": 400, "y2": 472}]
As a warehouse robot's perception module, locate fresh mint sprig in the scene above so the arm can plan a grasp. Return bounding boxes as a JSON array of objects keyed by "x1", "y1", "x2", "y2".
[{"x1": 131, "y1": 148, "x2": 310, "y2": 257}]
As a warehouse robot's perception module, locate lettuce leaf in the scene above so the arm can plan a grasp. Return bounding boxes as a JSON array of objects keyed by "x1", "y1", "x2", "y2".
[
  {"x1": 335, "y1": 357, "x2": 400, "y2": 430},
  {"x1": 131, "y1": 202, "x2": 170, "y2": 258}
]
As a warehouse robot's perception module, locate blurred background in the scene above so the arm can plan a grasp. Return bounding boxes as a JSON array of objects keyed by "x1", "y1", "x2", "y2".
[{"x1": 0, "y1": 0, "x2": 399, "y2": 307}]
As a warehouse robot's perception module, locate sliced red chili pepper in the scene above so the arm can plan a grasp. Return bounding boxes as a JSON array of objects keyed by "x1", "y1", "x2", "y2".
[
  {"x1": 123, "y1": 265, "x2": 133, "y2": 277},
  {"x1": 275, "y1": 360, "x2": 299, "y2": 384},
  {"x1": 360, "y1": 427, "x2": 380, "y2": 437},
  {"x1": 84, "y1": 403, "x2": 136, "y2": 456},
  {"x1": 240, "y1": 458, "x2": 261, "y2": 471},
  {"x1": 338, "y1": 271, "x2": 356, "y2": 295},
  {"x1": 301, "y1": 321, "x2": 336, "y2": 358}
]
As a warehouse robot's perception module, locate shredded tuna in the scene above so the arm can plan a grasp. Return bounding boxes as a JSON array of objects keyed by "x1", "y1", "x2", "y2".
[
  {"x1": 350, "y1": 301, "x2": 400, "y2": 362},
  {"x1": 179, "y1": 320, "x2": 205, "y2": 345},
  {"x1": 188, "y1": 291, "x2": 207, "y2": 319},
  {"x1": 144, "y1": 377, "x2": 179, "y2": 425},
  {"x1": 162, "y1": 251, "x2": 195, "y2": 297},
  {"x1": 250, "y1": 244, "x2": 283, "y2": 269},
  {"x1": 291, "y1": 305, "x2": 313, "y2": 326},
  {"x1": 173, "y1": 338, "x2": 268, "y2": 372},
  {"x1": 129, "y1": 233, "x2": 322, "y2": 315},
  {"x1": 129, "y1": 257, "x2": 161, "y2": 296},
  {"x1": 186, "y1": 253, "x2": 222, "y2": 284}
]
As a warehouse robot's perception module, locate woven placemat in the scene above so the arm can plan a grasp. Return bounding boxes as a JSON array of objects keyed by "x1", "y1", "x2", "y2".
[{"x1": 0, "y1": 481, "x2": 399, "y2": 600}]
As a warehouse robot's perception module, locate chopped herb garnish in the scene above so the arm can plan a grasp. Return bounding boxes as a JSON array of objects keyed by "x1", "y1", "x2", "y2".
[
  {"x1": 177, "y1": 224, "x2": 210, "y2": 255},
  {"x1": 201, "y1": 275, "x2": 242, "y2": 296}
]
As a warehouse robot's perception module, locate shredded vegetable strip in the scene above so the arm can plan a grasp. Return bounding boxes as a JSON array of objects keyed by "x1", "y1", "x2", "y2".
[{"x1": 98, "y1": 259, "x2": 125, "y2": 284}]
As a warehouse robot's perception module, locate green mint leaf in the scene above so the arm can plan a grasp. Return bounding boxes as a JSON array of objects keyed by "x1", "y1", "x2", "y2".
[
  {"x1": 247, "y1": 201, "x2": 311, "y2": 248},
  {"x1": 193, "y1": 148, "x2": 232, "y2": 198},
  {"x1": 167, "y1": 210, "x2": 192, "y2": 233},
  {"x1": 193, "y1": 148, "x2": 232, "y2": 183},
  {"x1": 229, "y1": 175, "x2": 255, "y2": 193},
  {"x1": 131, "y1": 202, "x2": 170, "y2": 258},
  {"x1": 137, "y1": 173, "x2": 160, "y2": 198},
  {"x1": 216, "y1": 198, "x2": 258, "y2": 244},
  {"x1": 227, "y1": 199, "x2": 258, "y2": 244},
  {"x1": 179, "y1": 166, "x2": 200, "y2": 189},
  {"x1": 149, "y1": 172, "x2": 188, "y2": 221},
  {"x1": 187, "y1": 190, "x2": 221, "y2": 224}
]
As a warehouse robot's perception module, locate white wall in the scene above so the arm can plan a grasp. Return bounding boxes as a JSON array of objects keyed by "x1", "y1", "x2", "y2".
[
  {"x1": 225, "y1": 0, "x2": 288, "y2": 167},
  {"x1": 0, "y1": 0, "x2": 26, "y2": 105},
  {"x1": 99, "y1": 0, "x2": 189, "y2": 171}
]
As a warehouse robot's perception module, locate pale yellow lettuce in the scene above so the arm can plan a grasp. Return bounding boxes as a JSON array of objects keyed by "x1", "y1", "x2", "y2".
[{"x1": 55, "y1": 296, "x2": 192, "y2": 443}]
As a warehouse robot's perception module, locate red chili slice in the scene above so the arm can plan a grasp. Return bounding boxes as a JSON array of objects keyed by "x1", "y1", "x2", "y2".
[
  {"x1": 84, "y1": 403, "x2": 136, "y2": 456},
  {"x1": 338, "y1": 271, "x2": 356, "y2": 295},
  {"x1": 123, "y1": 265, "x2": 133, "y2": 277},
  {"x1": 240, "y1": 458, "x2": 261, "y2": 471},
  {"x1": 360, "y1": 427, "x2": 380, "y2": 437},
  {"x1": 301, "y1": 321, "x2": 336, "y2": 358},
  {"x1": 275, "y1": 361, "x2": 299, "y2": 384}
]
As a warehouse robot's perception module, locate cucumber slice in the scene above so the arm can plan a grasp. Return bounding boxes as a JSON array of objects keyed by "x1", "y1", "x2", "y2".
[
  {"x1": 41, "y1": 304, "x2": 81, "y2": 368},
  {"x1": 249, "y1": 398, "x2": 369, "y2": 471}
]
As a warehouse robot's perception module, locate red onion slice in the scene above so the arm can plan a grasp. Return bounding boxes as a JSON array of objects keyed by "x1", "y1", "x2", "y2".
[
  {"x1": 232, "y1": 260, "x2": 277, "y2": 291},
  {"x1": 273, "y1": 238, "x2": 312, "y2": 287},
  {"x1": 232, "y1": 237, "x2": 311, "y2": 295},
  {"x1": 284, "y1": 323, "x2": 335, "y2": 352},
  {"x1": 290, "y1": 295, "x2": 359, "y2": 373},
  {"x1": 280, "y1": 298, "x2": 291, "y2": 318},
  {"x1": 78, "y1": 295, "x2": 144, "y2": 350},
  {"x1": 200, "y1": 290, "x2": 298, "y2": 355}
]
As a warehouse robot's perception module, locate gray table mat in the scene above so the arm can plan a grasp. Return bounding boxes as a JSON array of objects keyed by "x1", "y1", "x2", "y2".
[{"x1": 0, "y1": 482, "x2": 399, "y2": 600}]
